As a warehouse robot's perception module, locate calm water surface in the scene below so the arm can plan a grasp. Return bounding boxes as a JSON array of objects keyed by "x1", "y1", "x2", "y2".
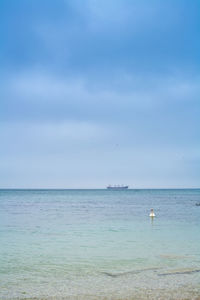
[{"x1": 0, "y1": 189, "x2": 200, "y2": 299}]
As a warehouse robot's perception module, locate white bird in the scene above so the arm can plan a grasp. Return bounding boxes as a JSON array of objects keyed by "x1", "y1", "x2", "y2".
[{"x1": 149, "y1": 208, "x2": 155, "y2": 217}]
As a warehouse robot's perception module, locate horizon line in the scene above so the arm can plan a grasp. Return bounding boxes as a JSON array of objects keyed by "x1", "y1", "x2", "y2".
[{"x1": 0, "y1": 187, "x2": 200, "y2": 190}]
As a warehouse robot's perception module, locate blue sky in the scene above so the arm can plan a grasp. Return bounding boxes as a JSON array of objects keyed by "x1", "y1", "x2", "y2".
[{"x1": 0, "y1": 0, "x2": 200, "y2": 188}]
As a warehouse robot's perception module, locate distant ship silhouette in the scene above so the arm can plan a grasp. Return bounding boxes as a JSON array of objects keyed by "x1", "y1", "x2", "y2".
[{"x1": 107, "y1": 185, "x2": 128, "y2": 190}]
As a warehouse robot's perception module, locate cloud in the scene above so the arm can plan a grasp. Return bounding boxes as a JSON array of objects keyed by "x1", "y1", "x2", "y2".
[
  {"x1": 0, "y1": 127, "x2": 199, "y2": 188},
  {"x1": 1, "y1": 68, "x2": 199, "y2": 155},
  {"x1": 0, "y1": 0, "x2": 199, "y2": 187},
  {"x1": 1, "y1": 0, "x2": 199, "y2": 74},
  {"x1": 2, "y1": 69, "x2": 199, "y2": 101},
  {"x1": 0, "y1": 120, "x2": 109, "y2": 157}
]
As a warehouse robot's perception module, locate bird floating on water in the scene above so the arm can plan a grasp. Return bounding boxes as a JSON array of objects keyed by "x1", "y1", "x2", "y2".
[{"x1": 149, "y1": 208, "x2": 155, "y2": 217}]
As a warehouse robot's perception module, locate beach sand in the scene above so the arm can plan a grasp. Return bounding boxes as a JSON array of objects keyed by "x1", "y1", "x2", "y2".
[{"x1": 4, "y1": 285, "x2": 200, "y2": 300}]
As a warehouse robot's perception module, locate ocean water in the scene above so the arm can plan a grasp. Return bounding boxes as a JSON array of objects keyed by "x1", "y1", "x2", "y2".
[{"x1": 0, "y1": 189, "x2": 200, "y2": 300}]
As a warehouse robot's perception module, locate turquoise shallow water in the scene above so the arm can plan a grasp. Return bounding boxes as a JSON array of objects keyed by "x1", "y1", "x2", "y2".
[{"x1": 0, "y1": 189, "x2": 200, "y2": 299}]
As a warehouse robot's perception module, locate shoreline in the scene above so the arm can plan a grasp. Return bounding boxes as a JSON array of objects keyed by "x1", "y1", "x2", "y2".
[{"x1": 3, "y1": 285, "x2": 200, "y2": 300}]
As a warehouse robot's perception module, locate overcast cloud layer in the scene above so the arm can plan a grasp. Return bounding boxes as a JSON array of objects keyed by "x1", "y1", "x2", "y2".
[{"x1": 0, "y1": 0, "x2": 200, "y2": 188}]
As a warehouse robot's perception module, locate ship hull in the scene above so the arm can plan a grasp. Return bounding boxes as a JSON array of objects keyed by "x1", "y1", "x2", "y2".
[{"x1": 107, "y1": 186, "x2": 128, "y2": 190}]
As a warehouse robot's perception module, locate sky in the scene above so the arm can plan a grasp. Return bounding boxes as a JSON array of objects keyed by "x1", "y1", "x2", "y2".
[{"x1": 0, "y1": 0, "x2": 200, "y2": 188}]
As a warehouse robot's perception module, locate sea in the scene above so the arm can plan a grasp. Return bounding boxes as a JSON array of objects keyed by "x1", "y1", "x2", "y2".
[{"x1": 0, "y1": 189, "x2": 200, "y2": 300}]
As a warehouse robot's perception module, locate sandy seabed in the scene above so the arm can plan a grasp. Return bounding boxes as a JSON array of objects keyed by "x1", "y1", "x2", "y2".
[{"x1": 4, "y1": 286, "x2": 200, "y2": 300}]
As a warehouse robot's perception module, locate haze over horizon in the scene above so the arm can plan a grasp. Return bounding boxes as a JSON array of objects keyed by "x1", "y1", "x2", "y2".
[{"x1": 0, "y1": 0, "x2": 200, "y2": 189}]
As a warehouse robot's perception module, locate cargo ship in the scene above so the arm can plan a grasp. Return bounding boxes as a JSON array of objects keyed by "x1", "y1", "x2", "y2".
[{"x1": 107, "y1": 185, "x2": 129, "y2": 190}]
